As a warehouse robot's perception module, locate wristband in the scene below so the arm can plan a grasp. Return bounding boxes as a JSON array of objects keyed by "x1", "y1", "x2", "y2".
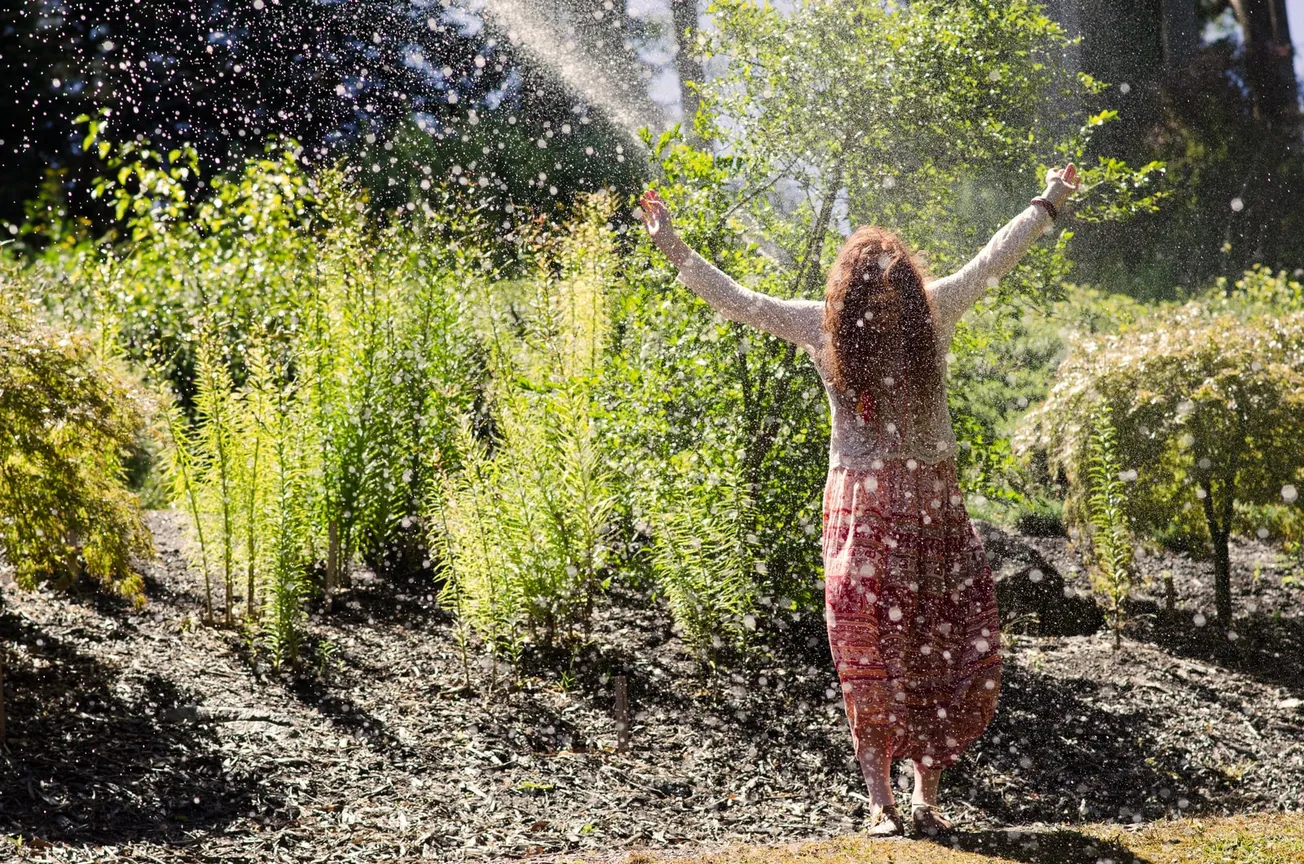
[{"x1": 1030, "y1": 196, "x2": 1058, "y2": 221}]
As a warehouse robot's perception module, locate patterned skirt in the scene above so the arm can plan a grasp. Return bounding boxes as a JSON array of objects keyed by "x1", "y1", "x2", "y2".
[{"x1": 821, "y1": 458, "x2": 1001, "y2": 767}]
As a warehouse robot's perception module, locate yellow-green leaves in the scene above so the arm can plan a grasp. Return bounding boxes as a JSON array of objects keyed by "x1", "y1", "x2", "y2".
[
  {"x1": 1016, "y1": 295, "x2": 1304, "y2": 625},
  {"x1": 0, "y1": 270, "x2": 152, "y2": 601}
]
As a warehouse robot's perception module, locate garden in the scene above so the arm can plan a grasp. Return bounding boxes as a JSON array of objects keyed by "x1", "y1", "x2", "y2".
[{"x1": 1, "y1": 1, "x2": 1303, "y2": 862}]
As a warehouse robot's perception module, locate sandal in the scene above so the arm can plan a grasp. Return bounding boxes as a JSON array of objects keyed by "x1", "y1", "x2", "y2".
[
  {"x1": 911, "y1": 802, "x2": 954, "y2": 836},
  {"x1": 866, "y1": 803, "x2": 906, "y2": 837}
]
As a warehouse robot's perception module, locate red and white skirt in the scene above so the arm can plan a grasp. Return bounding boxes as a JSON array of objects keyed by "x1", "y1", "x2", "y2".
[{"x1": 821, "y1": 458, "x2": 1002, "y2": 767}]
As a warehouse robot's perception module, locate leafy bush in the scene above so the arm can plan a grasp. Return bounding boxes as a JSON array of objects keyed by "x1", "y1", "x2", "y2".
[
  {"x1": 1208, "y1": 265, "x2": 1304, "y2": 314},
  {"x1": 1017, "y1": 303, "x2": 1304, "y2": 628},
  {"x1": 0, "y1": 269, "x2": 152, "y2": 600}
]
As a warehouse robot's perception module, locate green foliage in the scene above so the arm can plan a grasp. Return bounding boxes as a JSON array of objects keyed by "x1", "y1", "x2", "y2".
[
  {"x1": 696, "y1": 0, "x2": 1163, "y2": 294},
  {"x1": 1017, "y1": 299, "x2": 1304, "y2": 626},
  {"x1": 644, "y1": 453, "x2": 756, "y2": 659},
  {"x1": 247, "y1": 354, "x2": 313, "y2": 669},
  {"x1": 429, "y1": 196, "x2": 619, "y2": 659},
  {"x1": 624, "y1": 0, "x2": 1164, "y2": 554},
  {"x1": 0, "y1": 269, "x2": 152, "y2": 600},
  {"x1": 1083, "y1": 403, "x2": 1135, "y2": 650},
  {"x1": 1208, "y1": 266, "x2": 1304, "y2": 314},
  {"x1": 34, "y1": 137, "x2": 483, "y2": 664},
  {"x1": 611, "y1": 132, "x2": 829, "y2": 617}
]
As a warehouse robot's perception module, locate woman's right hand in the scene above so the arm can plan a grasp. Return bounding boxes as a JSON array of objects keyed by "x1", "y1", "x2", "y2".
[{"x1": 638, "y1": 189, "x2": 680, "y2": 255}]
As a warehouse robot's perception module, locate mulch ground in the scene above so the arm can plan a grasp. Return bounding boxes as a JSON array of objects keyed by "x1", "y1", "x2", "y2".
[{"x1": 1, "y1": 512, "x2": 1302, "y2": 862}]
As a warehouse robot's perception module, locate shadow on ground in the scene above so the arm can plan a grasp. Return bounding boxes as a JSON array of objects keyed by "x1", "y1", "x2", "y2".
[
  {"x1": 948, "y1": 661, "x2": 1232, "y2": 826},
  {"x1": 1131, "y1": 602, "x2": 1304, "y2": 695},
  {"x1": 0, "y1": 610, "x2": 274, "y2": 844},
  {"x1": 943, "y1": 828, "x2": 1151, "y2": 863}
]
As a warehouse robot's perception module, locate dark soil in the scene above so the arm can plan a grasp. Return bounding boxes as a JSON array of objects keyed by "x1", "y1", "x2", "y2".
[{"x1": 1, "y1": 512, "x2": 1302, "y2": 862}]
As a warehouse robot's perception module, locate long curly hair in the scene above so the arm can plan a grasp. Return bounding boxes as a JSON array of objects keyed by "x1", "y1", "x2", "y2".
[{"x1": 822, "y1": 226, "x2": 942, "y2": 429}]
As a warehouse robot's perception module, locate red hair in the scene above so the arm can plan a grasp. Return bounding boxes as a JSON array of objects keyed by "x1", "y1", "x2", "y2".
[{"x1": 822, "y1": 226, "x2": 942, "y2": 427}]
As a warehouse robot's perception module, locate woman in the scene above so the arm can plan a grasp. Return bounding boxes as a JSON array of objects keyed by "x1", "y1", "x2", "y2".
[{"x1": 639, "y1": 164, "x2": 1078, "y2": 836}]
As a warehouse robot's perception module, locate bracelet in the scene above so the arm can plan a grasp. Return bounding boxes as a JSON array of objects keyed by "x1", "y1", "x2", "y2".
[{"x1": 1030, "y1": 196, "x2": 1058, "y2": 221}]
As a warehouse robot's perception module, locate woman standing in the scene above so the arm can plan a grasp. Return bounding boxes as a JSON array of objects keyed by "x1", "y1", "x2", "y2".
[{"x1": 639, "y1": 164, "x2": 1078, "y2": 836}]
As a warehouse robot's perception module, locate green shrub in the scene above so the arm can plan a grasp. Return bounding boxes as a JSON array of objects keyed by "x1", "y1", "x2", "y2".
[
  {"x1": 246, "y1": 351, "x2": 314, "y2": 669},
  {"x1": 0, "y1": 270, "x2": 152, "y2": 601},
  {"x1": 1017, "y1": 303, "x2": 1304, "y2": 628},
  {"x1": 1210, "y1": 265, "x2": 1304, "y2": 313}
]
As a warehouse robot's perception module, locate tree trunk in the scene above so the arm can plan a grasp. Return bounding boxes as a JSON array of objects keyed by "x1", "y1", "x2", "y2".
[
  {"x1": 1199, "y1": 479, "x2": 1235, "y2": 630},
  {"x1": 1230, "y1": 0, "x2": 1301, "y2": 124},
  {"x1": 670, "y1": 0, "x2": 705, "y2": 139},
  {"x1": 1212, "y1": 527, "x2": 1233, "y2": 629}
]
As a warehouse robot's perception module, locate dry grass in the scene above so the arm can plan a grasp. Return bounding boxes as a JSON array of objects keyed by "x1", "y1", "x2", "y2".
[{"x1": 568, "y1": 813, "x2": 1304, "y2": 864}]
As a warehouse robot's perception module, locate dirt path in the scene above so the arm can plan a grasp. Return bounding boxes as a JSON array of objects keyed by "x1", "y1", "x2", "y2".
[{"x1": 1, "y1": 512, "x2": 1302, "y2": 862}]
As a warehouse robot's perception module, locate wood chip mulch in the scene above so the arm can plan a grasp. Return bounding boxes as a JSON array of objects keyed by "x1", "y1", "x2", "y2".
[{"x1": 1, "y1": 511, "x2": 1301, "y2": 862}]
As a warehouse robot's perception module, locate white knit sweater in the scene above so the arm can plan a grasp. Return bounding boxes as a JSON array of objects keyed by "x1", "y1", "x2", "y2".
[{"x1": 673, "y1": 200, "x2": 1059, "y2": 469}]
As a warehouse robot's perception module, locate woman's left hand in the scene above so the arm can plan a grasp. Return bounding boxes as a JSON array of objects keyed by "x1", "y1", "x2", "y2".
[{"x1": 1043, "y1": 163, "x2": 1078, "y2": 207}]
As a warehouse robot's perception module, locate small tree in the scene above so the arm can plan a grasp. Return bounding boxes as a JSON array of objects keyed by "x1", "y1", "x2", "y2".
[{"x1": 1017, "y1": 305, "x2": 1304, "y2": 629}]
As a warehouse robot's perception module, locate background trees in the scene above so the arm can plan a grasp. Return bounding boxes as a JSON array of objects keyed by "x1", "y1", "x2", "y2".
[{"x1": 1061, "y1": 0, "x2": 1303, "y2": 296}]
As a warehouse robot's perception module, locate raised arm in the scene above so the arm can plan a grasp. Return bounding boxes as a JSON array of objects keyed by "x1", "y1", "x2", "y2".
[
  {"x1": 927, "y1": 164, "x2": 1078, "y2": 337},
  {"x1": 639, "y1": 190, "x2": 824, "y2": 349}
]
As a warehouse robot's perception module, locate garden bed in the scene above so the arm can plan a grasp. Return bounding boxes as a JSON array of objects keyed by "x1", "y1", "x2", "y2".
[{"x1": 1, "y1": 512, "x2": 1301, "y2": 862}]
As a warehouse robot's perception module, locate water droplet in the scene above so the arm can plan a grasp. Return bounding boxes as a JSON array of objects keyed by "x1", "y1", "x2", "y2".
[
  {"x1": 1193, "y1": 612, "x2": 1206, "y2": 627},
  {"x1": 1230, "y1": 197, "x2": 1244, "y2": 212}
]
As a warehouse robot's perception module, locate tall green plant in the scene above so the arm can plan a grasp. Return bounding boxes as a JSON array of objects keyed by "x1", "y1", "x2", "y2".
[
  {"x1": 645, "y1": 454, "x2": 756, "y2": 659},
  {"x1": 191, "y1": 334, "x2": 244, "y2": 625},
  {"x1": 431, "y1": 419, "x2": 528, "y2": 667},
  {"x1": 429, "y1": 195, "x2": 620, "y2": 659},
  {"x1": 1084, "y1": 403, "x2": 1134, "y2": 650},
  {"x1": 247, "y1": 352, "x2": 313, "y2": 669}
]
